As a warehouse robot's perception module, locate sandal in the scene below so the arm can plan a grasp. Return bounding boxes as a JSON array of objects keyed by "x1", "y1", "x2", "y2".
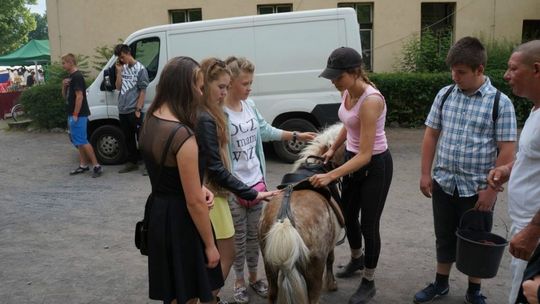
[
  {"x1": 249, "y1": 279, "x2": 268, "y2": 298},
  {"x1": 69, "y1": 166, "x2": 89, "y2": 175}
]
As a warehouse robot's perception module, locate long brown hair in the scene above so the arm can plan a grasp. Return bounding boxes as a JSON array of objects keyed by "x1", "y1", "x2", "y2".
[
  {"x1": 200, "y1": 58, "x2": 231, "y2": 148},
  {"x1": 144, "y1": 56, "x2": 200, "y2": 129},
  {"x1": 199, "y1": 58, "x2": 232, "y2": 192}
]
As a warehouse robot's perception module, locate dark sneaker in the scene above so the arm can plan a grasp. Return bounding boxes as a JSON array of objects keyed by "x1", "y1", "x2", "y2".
[
  {"x1": 92, "y1": 166, "x2": 103, "y2": 178},
  {"x1": 465, "y1": 290, "x2": 487, "y2": 304},
  {"x1": 348, "y1": 278, "x2": 376, "y2": 304},
  {"x1": 413, "y1": 283, "x2": 449, "y2": 303},
  {"x1": 337, "y1": 255, "x2": 365, "y2": 278},
  {"x1": 69, "y1": 166, "x2": 89, "y2": 175},
  {"x1": 118, "y1": 163, "x2": 138, "y2": 173}
]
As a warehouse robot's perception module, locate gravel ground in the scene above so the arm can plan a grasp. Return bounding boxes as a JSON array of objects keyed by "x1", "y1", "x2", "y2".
[{"x1": 0, "y1": 122, "x2": 512, "y2": 303}]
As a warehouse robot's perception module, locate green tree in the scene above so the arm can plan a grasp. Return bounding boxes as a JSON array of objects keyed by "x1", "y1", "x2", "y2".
[
  {"x1": 92, "y1": 44, "x2": 115, "y2": 72},
  {"x1": 28, "y1": 13, "x2": 48, "y2": 40},
  {"x1": 0, "y1": 0, "x2": 37, "y2": 55},
  {"x1": 91, "y1": 39, "x2": 123, "y2": 72},
  {"x1": 396, "y1": 29, "x2": 452, "y2": 72}
]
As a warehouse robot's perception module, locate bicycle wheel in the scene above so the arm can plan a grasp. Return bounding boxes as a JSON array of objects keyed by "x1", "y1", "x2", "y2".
[{"x1": 11, "y1": 104, "x2": 24, "y2": 121}]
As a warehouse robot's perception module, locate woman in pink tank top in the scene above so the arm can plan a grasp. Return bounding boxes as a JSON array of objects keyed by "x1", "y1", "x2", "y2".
[{"x1": 310, "y1": 47, "x2": 393, "y2": 304}]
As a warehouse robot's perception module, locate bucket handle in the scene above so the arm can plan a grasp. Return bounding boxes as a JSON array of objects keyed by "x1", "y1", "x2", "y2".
[{"x1": 459, "y1": 209, "x2": 509, "y2": 241}]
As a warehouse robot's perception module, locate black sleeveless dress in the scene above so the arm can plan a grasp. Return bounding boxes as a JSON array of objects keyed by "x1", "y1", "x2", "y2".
[{"x1": 140, "y1": 115, "x2": 223, "y2": 304}]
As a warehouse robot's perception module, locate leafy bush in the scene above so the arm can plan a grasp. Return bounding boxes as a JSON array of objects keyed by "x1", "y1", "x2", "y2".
[
  {"x1": 92, "y1": 40, "x2": 123, "y2": 72},
  {"x1": 487, "y1": 70, "x2": 533, "y2": 126},
  {"x1": 370, "y1": 71, "x2": 532, "y2": 127},
  {"x1": 396, "y1": 32, "x2": 518, "y2": 73},
  {"x1": 484, "y1": 38, "x2": 516, "y2": 71},
  {"x1": 396, "y1": 29, "x2": 452, "y2": 72},
  {"x1": 371, "y1": 72, "x2": 451, "y2": 126},
  {"x1": 19, "y1": 83, "x2": 67, "y2": 129}
]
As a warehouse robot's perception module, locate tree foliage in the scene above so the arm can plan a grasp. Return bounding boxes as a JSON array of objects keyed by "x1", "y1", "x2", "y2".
[
  {"x1": 0, "y1": 0, "x2": 37, "y2": 55},
  {"x1": 20, "y1": 83, "x2": 67, "y2": 129},
  {"x1": 396, "y1": 29, "x2": 452, "y2": 72},
  {"x1": 91, "y1": 39, "x2": 123, "y2": 72},
  {"x1": 28, "y1": 13, "x2": 48, "y2": 40},
  {"x1": 92, "y1": 44, "x2": 115, "y2": 72},
  {"x1": 483, "y1": 37, "x2": 517, "y2": 72},
  {"x1": 397, "y1": 30, "x2": 518, "y2": 73}
]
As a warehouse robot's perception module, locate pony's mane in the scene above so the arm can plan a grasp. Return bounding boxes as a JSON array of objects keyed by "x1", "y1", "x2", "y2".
[{"x1": 292, "y1": 122, "x2": 344, "y2": 171}]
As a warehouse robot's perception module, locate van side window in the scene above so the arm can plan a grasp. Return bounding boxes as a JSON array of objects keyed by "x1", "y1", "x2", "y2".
[{"x1": 130, "y1": 37, "x2": 160, "y2": 82}]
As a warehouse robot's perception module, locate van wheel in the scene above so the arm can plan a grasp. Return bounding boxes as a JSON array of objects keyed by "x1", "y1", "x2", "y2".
[
  {"x1": 90, "y1": 125, "x2": 127, "y2": 165},
  {"x1": 273, "y1": 118, "x2": 318, "y2": 163}
]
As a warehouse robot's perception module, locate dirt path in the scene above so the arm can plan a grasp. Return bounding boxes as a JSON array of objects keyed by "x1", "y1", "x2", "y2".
[{"x1": 0, "y1": 125, "x2": 512, "y2": 303}]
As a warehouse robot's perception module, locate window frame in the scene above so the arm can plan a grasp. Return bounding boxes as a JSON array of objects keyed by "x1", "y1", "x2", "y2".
[
  {"x1": 420, "y1": 3, "x2": 456, "y2": 56},
  {"x1": 169, "y1": 8, "x2": 202, "y2": 24},
  {"x1": 522, "y1": 20, "x2": 540, "y2": 42},
  {"x1": 257, "y1": 4, "x2": 293, "y2": 15},
  {"x1": 338, "y1": 2, "x2": 374, "y2": 71}
]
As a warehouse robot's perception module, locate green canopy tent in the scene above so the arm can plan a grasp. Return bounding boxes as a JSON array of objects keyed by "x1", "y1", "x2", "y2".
[
  {"x1": 0, "y1": 40, "x2": 50, "y2": 66},
  {"x1": 0, "y1": 40, "x2": 50, "y2": 86}
]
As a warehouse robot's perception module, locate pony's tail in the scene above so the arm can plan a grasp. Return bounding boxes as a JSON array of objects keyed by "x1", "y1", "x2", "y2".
[{"x1": 264, "y1": 218, "x2": 310, "y2": 304}]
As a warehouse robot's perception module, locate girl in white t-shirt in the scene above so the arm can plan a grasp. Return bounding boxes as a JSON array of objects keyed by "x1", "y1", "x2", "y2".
[{"x1": 224, "y1": 57, "x2": 316, "y2": 304}]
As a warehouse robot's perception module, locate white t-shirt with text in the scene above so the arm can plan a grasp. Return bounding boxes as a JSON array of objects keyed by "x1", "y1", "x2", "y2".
[{"x1": 225, "y1": 101, "x2": 263, "y2": 186}]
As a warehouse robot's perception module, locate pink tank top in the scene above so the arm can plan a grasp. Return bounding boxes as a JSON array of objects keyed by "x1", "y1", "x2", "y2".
[{"x1": 338, "y1": 85, "x2": 388, "y2": 155}]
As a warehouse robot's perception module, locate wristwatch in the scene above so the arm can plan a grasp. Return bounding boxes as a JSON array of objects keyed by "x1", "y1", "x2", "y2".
[
  {"x1": 292, "y1": 131, "x2": 298, "y2": 143},
  {"x1": 135, "y1": 107, "x2": 142, "y2": 112}
]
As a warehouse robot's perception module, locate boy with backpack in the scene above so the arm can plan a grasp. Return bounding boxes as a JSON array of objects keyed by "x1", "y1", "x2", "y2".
[{"x1": 415, "y1": 36, "x2": 517, "y2": 304}]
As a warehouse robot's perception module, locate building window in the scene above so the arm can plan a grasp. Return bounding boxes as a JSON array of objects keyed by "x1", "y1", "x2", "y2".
[
  {"x1": 169, "y1": 9, "x2": 202, "y2": 24},
  {"x1": 523, "y1": 20, "x2": 540, "y2": 42},
  {"x1": 338, "y1": 3, "x2": 373, "y2": 71},
  {"x1": 421, "y1": 3, "x2": 455, "y2": 51},
  {"x1": 257, "y1": 4, "x2": 292, "y2": 15}
]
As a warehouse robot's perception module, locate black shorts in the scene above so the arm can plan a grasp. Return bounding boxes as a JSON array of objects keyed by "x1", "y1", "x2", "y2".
[{"x1": 432, "y1": 180, "x2": 493, "y2": 263}]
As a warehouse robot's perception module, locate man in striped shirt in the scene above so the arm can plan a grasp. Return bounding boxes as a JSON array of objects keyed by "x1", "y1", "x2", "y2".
[
  {"x1": 415, "y1": 37, "x2": 517, "y2": 304},
  {"x1": 114, "y1": 44, "x2": 149, "y2": 174}
]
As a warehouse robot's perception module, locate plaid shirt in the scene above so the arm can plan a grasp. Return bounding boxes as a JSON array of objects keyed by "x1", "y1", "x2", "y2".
[{"x1": 425, "y1": 77, "x2": 517, "y2": 197}]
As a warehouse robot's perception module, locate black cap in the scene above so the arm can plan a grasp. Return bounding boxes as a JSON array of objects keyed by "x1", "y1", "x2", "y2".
[{"x1": 319, "y1": 47, "x2": 362, "y2": 80}]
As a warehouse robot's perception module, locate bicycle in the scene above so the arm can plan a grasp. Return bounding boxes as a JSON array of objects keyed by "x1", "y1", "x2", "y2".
[{"x1": 10, "y1": 103, "x2": 25, "y2": 121}]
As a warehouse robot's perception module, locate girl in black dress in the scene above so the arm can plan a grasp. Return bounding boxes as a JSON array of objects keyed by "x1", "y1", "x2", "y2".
[{"x1": 140, "y1": 56, "x2": 223, "y2": 304}]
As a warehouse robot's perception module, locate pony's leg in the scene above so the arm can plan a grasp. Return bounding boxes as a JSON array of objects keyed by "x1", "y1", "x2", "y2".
[
  {"x1": 263, "y1": 262, "x2": 278, "y2": 304},
  {"x1": 325, "y1": 249, "x2": 338, "y2": 291},
  {"x1": 306, "y1": 257, "x2": 325, "y2": 304}
]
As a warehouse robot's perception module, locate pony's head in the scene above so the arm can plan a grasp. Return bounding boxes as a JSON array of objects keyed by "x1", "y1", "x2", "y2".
[{"x1": 292, "y1": 123, "x2": 345, "y2": 171}]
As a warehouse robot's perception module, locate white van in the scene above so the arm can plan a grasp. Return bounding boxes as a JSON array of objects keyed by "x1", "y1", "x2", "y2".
[{"x1": 86, "y1": 8, "x2": 361, "y2": 164}]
